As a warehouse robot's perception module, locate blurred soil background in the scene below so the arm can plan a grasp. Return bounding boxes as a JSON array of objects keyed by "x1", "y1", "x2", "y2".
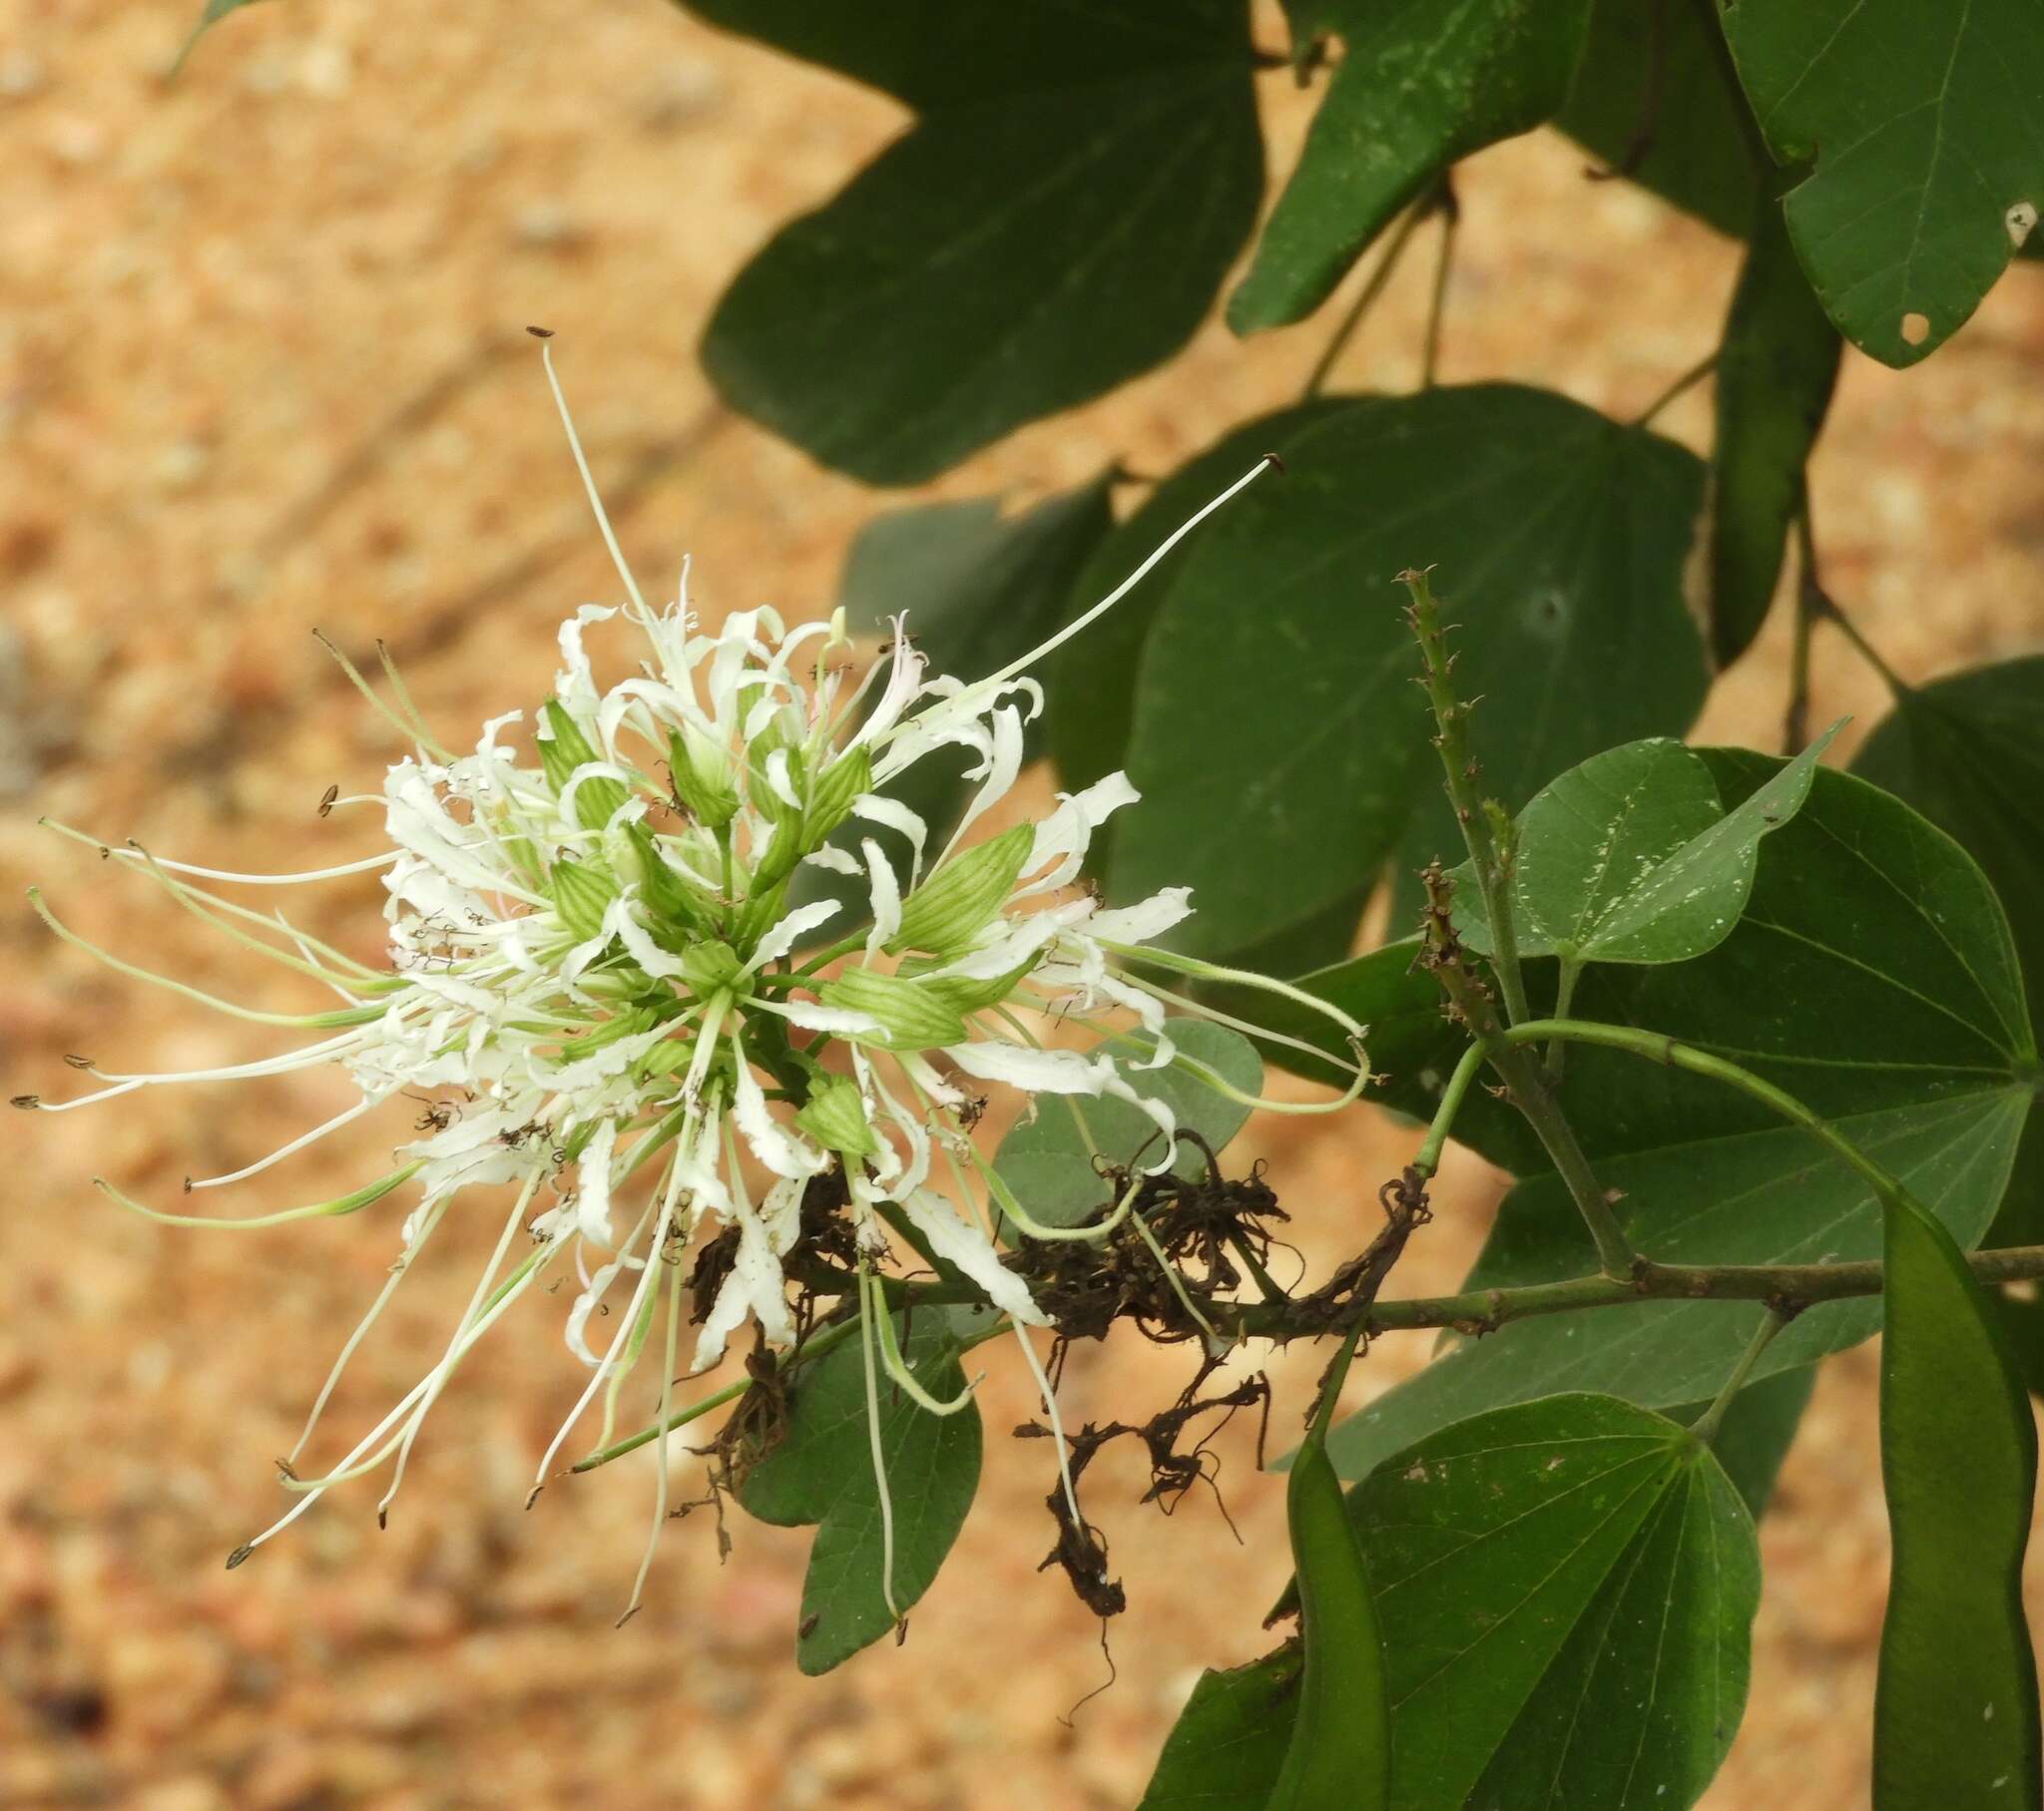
[{"x1": 3, "y1": 3, "x2": 2044, "y2": 1806}]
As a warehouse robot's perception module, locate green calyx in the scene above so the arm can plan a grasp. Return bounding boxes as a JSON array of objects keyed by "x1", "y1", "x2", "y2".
[
  {"x1": 540, "y1": 700, "x2": 630, "y2": 833},
  {"x1": 794, "y1": 1073, "x2": 878, "y2": 1156},
  {"x1": 667, "y1": 722, "x2": 741, "y2": 831},
  {"x1": 681, "y1": 939, "x2": 744, "y2": 1000},
  {"x1": 816, "y1": 965, "x2": 969, "y2": 1052},
  {"x1": 891, "y1": 823, "x2": 1034, "y2": 957},
  {"x1": 752, "y1": 745, "x2": 872, "y2": 892},
  {"x1": 551, "y1": 855, "x2": 621, "y2": 942}
]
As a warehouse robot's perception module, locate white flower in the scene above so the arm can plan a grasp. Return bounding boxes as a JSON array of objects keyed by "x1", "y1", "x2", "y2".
[{"x1": 19, "y1": 343, "x2": 1337, "y2": 1618}]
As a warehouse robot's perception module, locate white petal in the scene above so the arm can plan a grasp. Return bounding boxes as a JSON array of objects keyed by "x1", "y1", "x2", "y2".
[
  {"x1": 901, "y1": 1186, "x2": 1049, "y2": 1326},
  {"x1": 862, "y1": 838, "x2": 902, "y2": 955},
  {"x1": 754, "y1": 998, "x2": 883, "y2": 1037},
  {"x1": 942, "y1": 1040, "x2": 1110, "y2": 1096},
  {"x1": 748, "y1": 899, "x2": 843, "y2": 971},
  {"x1": 1087, "y1": 885, "x2": 1194, "y2": 946},
  {"x1": 732, "y1": 1052, "x2": 827, "y2": 1180},
  {"x1": 575, "y1": 1119, "x2": 619, "y2": 1246}
]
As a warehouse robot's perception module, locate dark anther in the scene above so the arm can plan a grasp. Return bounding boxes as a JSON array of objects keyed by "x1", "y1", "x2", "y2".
[{"x1": 525, "y1": 324, "x2": 555, "y2": 339}]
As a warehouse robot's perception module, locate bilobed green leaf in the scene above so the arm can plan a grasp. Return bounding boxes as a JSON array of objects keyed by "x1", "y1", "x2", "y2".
[
  {"x1": 1875, "y1": 1194, "x2": 2042, "y2": 1807},
  {"x1": 1722, "y1": 0, "x2": 2044, "y2": 365},
  {"x1": 1115, "y1": 385, "x2": 1709, "y2": 958},
  {"x1": 738, "y1": 1307, "x2": 986, "y2": 1673},
  {"x1": 1268, "y1": 1410, "x2": 1389, "y2": 1811},
  {"x1": 1250, "y1": 764, "x2": 2037, "y2": 1477},
  {"x1": 1137, "y1": 1647, "x2": 1301, "y2": 1810},
  {"x1": 1553, "y1": 0, "x2": 1762, "y2": 238},
  {"x1": 1456, "y1": 726, "x2": 1834, "y2": 967},
  {"x1": 690, "y1": 0, "x2": 1262, "y2": 484},
  {"x1": 994, "y1": 1022, "x2": 1262, "y2": 1229},
  {"x1": 1708, "y1": 198, "x2": 1841, "y2": 665},
  {"x1": 1358, "y1": 1394, "x2": 1760, "y2": 1811},
  {"x1": 1230, "y1": 0, "x2": 1594, "y2": 330}
]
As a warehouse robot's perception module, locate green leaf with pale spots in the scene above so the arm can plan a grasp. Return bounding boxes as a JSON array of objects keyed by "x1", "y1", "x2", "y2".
[
  {"x1": 1115, "y1": 385, "x2": 1709, "y2": 958},
  {"x1": 1232, "y1": 0, "x2": 1594, "y2": 330},
  {"x1": 1360, "y1": 1394, "x2": 1760, "y2": 1810},
  {"x1": 1156, "y1": 1396, "x2": 1764, "y2": 1810},
  {"x1": 1722, "y1": 0, "x2": 2044, "y2": 365},
  {"x1": 993, "y1": 1021, "x2": 1262, "y2": 1229},
  {"x1": 688, "y1": 0, "x2": 1263, "y2": 484},
  {"x1": 1225, "y1": 763, "x2": 2036, "y2": 1476},
  {"x1": 1454, "y1": 726, "x2": 1834, "y2": 967},
  {"x1": 739, "y1": 1306, "x2": 988, "y2": 1673}
]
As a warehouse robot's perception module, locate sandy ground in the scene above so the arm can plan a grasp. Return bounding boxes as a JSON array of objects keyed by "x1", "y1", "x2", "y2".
[{"x1": 4, "y1": 3, "x2": 2044, "y2": 1806}]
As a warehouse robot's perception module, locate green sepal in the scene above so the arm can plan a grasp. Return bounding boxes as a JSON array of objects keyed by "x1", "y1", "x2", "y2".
[
  {"x1": 666, "y1": 723, "x2": 741, "y2": 831},
  {"x1": 816, "y1": 966, "x2": 969, "y2": 1052},
  {"x1": 629, "y1": 823, "x2": 716, "y2": 943},
  {"x1": 751, "y1": 815, "x2": 808, "y2": 893},
  {"x1": 555, "y1": 1005, "x2": 660, "y2": 1062},
  {"x1": 541, "y1": 699, "x2": 628, "y2": 833},
  {"x1": 918, "y1": 956, "x2": 1041, "y2": 1021},
  {"x1": 794, "y1": 1074, "x2": 878, "y2": 1157},
  {"x1": 681, "y1": 940, "x2": 743, "y2": 1000},
  {"x1": 890, "y1": 823, "x2": 1033, "y2": 956},
  {"x1": 804, "y1": 745, "x2": 871, "y2": 846},
  {"x1": 550, "y1": 856, "x2": 620, "y2": 943}
]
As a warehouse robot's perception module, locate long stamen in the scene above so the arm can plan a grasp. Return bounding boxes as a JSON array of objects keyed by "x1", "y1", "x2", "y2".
[
  {"x1": 376, "y1": 1168, "x2": 543, "y2": 1524},
  {"x1": 42, "y1": 821, "x2": 402, "y2": 887},
  {"x1": 979, "y1": 459, "x2": 1277, "y2": 692},
  {"x1": 184, "y1": 1097, "x2": 379, "y2": 1191},
  {"x1": 866, "y1": 1261, "x2": 981, "y2": 1415},
  {"x1": 289, "y1": 1194, "x2": 450, "y2": 1462},
  {"x1": 620, "y1": 1246, "x2": 685, "y2": 1625},
  {"x1": 536, "y1": 337, "x2": 649, "y2": 615},
  {"x1": 96, "y1": 1163, "x2": 421, "y2": 1229},
  {"x1": 857, "y1": 1270, "x2": 904, "y2": 1628},
  {"x1": 29, "y1": 891, "x2": 384, "y2": 1029}
]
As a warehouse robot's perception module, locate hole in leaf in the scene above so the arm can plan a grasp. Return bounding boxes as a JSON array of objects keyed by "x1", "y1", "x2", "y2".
[{"x1": 1900, "y1": 311, "x2": 1931, "y2": 346}]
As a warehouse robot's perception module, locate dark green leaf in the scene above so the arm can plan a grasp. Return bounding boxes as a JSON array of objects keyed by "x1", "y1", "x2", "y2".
[
  {"x1": 1875, "y1": 1194, "x2": 2041, "y2": 1807},
  {"x1": 1456, "y1": 726, "x2": 1833, "y2": 967},
  {"x1": 1114, "y1": 385, "x2": 1709, "y2": 957},
  {"x1": 1722, "y1": 0, "x2": 2044, "y2": 365},
  {"x1": 739, "y1": 1307, "x2": 985, "y2": 1672},
  {"x1": 1358, "y1": 1394, "x2": 1760, "y2": 1811},
  {"x1": 1137, "y1": 1647, "x2": 1301, "y2": 1810},
  {"x1": 1554, "y1": 0, "x2": 1762, "y2": 237},
  {"x1": 1266, "y1": 764, "x2": 2037, "y2": 1476},
  {"x1": 1708, "y1": 197, "x2": 1841, "y2": 665},
  {"x1": 1230, "y1": 0, "x2": 1594, "y2": 331},
  {"x1": 1853, "y1": 657, "x2": 2044, "y2": 1012},
  {"x1": 1269, "y1": 1422, "x2": 1389, "y2": 1810},
  {"x1": 994, "y1": 1021, "x2": 1262, "y2": 1229},
  {"x1": 691, "y1": 1, "x2": 1262, "y2": 484}
]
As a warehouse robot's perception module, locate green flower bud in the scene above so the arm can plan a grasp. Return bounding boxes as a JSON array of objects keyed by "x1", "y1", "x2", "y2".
[
  {"x1": 794, "y1": 1074, "x2": 877, "y2": 1157},
  {"x1": 890, "y1": 823, "x2": 1034, "y2": 956},
  {"x1": 816, "y1": 966, "x2": 968, "y2": 1052},
  {"x1": 666, "y1": 723, "x2": 741, "y2": 831},
  {"x1": 680, "y1": 939, "x2": 743, "y2": 999},
  {"x1": 551, "y1": 856, "x2": 620, "y2": 942},
  {"x1": 540, "y1": 700, "x2": 629, "y2": 833}
]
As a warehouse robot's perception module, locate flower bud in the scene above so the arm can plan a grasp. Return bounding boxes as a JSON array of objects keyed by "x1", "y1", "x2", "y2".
[{"x1": 891, "y1": 823, "x2": 1034, "y2": 956}]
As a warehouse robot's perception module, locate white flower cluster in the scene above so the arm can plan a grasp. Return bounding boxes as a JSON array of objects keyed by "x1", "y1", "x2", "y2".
[{"x1": 23, "y1": 350, "x2": 1352, "y2": 1612}]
